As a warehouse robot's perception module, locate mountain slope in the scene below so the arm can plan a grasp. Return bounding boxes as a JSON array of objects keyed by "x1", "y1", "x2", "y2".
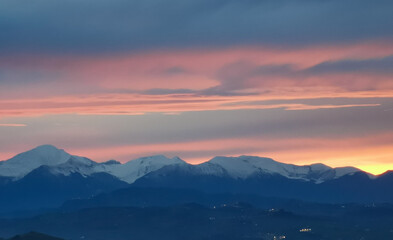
[
  {"x1": 0, "y1": 145, "x2": 73, "y2": 178},
  {"x1": 0, "y1": 145, "x2": 384, "y2": 212},
  {"x1": 0, "y1": 166, "x2": 128, "y2": 214},
  {"x1": 0, "y1": 146, "x2": 365, "y2": 185},
  {"x1": 0, "y1": 145, "x2": 100, "y2": 179},
  {"x1": 94, "y1": 155, "x2": 186, "y2": 183},
  {"x1": 0, "y1": 146, "x2": 188, "y2": 184},
  {"x1": 199, "y1": 156, "x2": 361, "y2": 183},
  {"x1": 0, "y1": 146, "x2": 187, "y2": 214},
  {"x1": 132, "y1": 162, "x2": 393, "y2": 203}
]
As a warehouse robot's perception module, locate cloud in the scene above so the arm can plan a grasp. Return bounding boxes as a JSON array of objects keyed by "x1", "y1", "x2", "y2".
[
  {"x1": 213, "y1": 55, "x2": 393, "y2": 92},
  {"x1": 0, "y1": 42, "x2": 392, "y2": 118},
  {"x1": 0, "y1": 123, "x2": 26, "y2": 127},
  {"x1": 305, "y1": 55, "x2": 393, "y2": 75},
  {"x1": 1, "y1": 103, "x2": 392, "y2": 173},
  {"x1": 1, "y1": 1, "x2": 393, "y2": 175},
  {"x1": 0, "y1": 92, "x2": 386, "y2": 118},
  {"x1": 284, "y1": 104, "x2": 380, "y2": 111},
  {"x1": 2, "y1": 41, "x2": 393, "y2": 99},
  {"x1": 161, "y1": 67, "x2": 190, "y2": 75},
  {"x1": 0, "y1": 0, "x2": 392, "y2": 54},
  {"x1": 141, "y1": 88, "x2": 196, "y2": 95}
]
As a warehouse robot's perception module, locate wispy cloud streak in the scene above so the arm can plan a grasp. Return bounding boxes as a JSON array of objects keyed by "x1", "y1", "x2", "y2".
[{"x1": 0, "y1": 123, "x2": 26, "y2": 127}]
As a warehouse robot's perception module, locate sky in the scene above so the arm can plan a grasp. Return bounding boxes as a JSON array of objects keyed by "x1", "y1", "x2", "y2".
[{"x1": 0, "y1": 0, "x2": 393, "y2": 174}]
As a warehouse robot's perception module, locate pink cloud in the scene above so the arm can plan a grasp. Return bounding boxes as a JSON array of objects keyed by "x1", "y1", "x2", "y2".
[
  {"x1": 1, "y1": 40, "x2": 393, "y2": 92},
  {"x1": 0, "y1": 123, "x2": 26, "y2": 127},
  {"x1": 0, "y1": 92, "x2": 384, "y2": 118},
  {"x1": 0, "y1": 40, "x2": 392, "y2": 117}
]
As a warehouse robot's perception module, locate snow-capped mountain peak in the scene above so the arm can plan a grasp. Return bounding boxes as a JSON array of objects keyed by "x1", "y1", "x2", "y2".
[
  {"x1": 98, "y1": 155, "x2": 187, "y2": 183},
  {"x1": 0, "y1": 145, "x2": 73, "y2": 178},
  {"x1": 0, "y1": 146, "x2": 188, "y2": 183},
  {"x1": 102, "y1": 160, "x2": 121, "y2": 165},
  {"x1": 309, "y1": 163, "x2": 331, "y2": 171},
  {"x1": 0, "y1": 145, "x2": 101, "y2": 179},
  {"x1": 203, "y1": 155, "x2": 362, "y2": 182},
  {"x1": 334, "y1": 166, "x2": 364, "y2": 178},
  {"x1": 0, "y1": 145, "x2": 367, "y2": 184},
  {"x1": 47, "y1": 156, "x2": 99, "y2": 177},
  {"x1": 206, "y1": 156, "x2": 277, "y2": 178}
]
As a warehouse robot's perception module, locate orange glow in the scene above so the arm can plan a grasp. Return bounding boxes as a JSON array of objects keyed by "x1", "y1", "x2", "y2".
[
  {"x1": 357, "y1": 164, "x2": 393, "y2": 175},
  {"x1": 57, "y1": 132, "x2": 393, "y2": 175},
  {"x1": 1, "y1": 40, "x2": 392, "y2": 173},
  {"x1": 1, "y1": 133, "x2": 392, "y2": 174}
]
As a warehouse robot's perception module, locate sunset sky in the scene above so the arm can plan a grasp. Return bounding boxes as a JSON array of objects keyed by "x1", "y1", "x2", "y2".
[{"x1": 1, "y1": 0, "x2": 392, "y2": 174}]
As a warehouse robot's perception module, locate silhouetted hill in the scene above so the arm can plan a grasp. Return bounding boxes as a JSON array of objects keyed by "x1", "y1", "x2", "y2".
[
  {"x1": 0, "y1": 166, "x2": 127, "y2": 214},
  {"x1": 7, "y1": 232, "x2": 63, "y2": 240},
  {"x1": 1, "y1": 204, "x2": 393, "y2": 240},
  {"x1": 61, "y1": 186, "x2": 357, "y2": 216},
  {"x1": 132, "y1": 168, "x2": 393, "y2": 203}
]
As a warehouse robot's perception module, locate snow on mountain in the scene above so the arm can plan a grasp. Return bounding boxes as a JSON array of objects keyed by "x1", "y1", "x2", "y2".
[
  {"x1": 95, "y1": 155, "x2": 187, "y2": 183},
  {"x1": 0, "y1": 145, "x2": 186, "y2": 183},
  {"x1": 47, "y1": 155, "x2": 99, "y2": 177},
  {"x1": 198, "y1": 156, "x2": 362, "y2": 183},
  {"x1": 0, "y1": 145, "x2": 107, "y2": 179},
  {"x1": 0, "y1": 145, "x2": 76, "y2": 178},
  {"x1": 0, "y1": 145, "x2": 366, "y2": 184},
  {"x1": 334, "y1": 166, "x2": 365, "y2": 178}
]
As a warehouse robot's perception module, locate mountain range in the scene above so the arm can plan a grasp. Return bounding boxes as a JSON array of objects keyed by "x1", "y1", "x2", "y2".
[
  {"x1": 0, "y1": 145, "x2": 182, "y2": 184},
  {"x1": 0, "y1": 144, "x2": 392, "y2": 215},
  {"x1": 0, "y1": 145, "x2": 363, "y2": 184}
]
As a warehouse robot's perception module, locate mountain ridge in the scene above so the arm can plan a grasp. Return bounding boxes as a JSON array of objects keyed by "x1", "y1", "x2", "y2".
[
  {"x1": 0, "y1": 145, "x2": 369, "y2": 184},
  {"x1": 1, "y1": 144, "x2": 393, "y2": 214}
]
